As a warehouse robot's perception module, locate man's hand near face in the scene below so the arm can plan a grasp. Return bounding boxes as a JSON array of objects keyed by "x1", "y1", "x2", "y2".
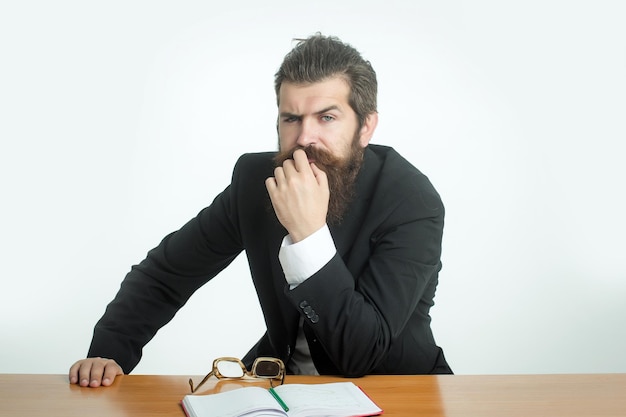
[{"x1": 265, "y1": 149, "x2": 330, "y2": 242}]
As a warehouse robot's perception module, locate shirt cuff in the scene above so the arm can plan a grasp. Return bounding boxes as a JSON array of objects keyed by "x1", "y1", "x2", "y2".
[{"x1": 278, "y1": 224, "x2": 336, "y2": 288}]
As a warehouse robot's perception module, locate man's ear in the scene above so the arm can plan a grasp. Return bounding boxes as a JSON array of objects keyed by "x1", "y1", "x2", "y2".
[{"x1": 358, "y1": 112, "x2": 379, "y2": 147}]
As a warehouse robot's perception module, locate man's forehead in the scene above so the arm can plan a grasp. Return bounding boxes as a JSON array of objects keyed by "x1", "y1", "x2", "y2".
[{"x1": 278, "y1": 77, "x2": 350, "y2": 112}]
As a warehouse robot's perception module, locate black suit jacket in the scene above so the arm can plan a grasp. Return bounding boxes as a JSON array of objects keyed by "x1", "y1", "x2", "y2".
[{"x1": 88, "y1": 145, "x2": 451, "y2": 376}]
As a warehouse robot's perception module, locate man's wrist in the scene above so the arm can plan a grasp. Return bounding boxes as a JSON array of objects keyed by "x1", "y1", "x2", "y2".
[
  {"x1": 279, "y1": 224, "x2": 336, "y2": 287},
  {"x1": 286, "y1": 222, "x2": 326, "y2": 244}
]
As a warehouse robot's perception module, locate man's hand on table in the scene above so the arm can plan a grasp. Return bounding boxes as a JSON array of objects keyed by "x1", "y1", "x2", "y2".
[{"x1": 69, "y1": 357, "x2": 123, "y2": 387}]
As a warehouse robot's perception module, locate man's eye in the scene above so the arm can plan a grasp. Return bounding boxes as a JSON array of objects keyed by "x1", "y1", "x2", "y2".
[
  {"x1": 321, "y1": 115, "x2": 334, "y2": 122},
  {"x1": 284, "y1": 116, "x2": 299, "y2": 123}
]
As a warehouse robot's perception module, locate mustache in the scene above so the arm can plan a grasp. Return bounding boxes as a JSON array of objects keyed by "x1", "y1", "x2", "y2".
[{"x1": 273, "y1": 145, "x2": 343, "y2": 169}]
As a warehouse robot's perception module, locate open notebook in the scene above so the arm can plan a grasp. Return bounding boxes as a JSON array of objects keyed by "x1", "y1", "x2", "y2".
[{"x1": 181, "y1": 381, "x2": 383, "y2": 417}]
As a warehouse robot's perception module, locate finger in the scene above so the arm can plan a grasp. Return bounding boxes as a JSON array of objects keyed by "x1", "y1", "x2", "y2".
[
  {"x1": 281, "y1": 159, "x2": 297, "y2": 177},
  {"x1": 68, "y1": 360, "x2": 82, "y2": 384},
  {"x1": 77, "y1": 360, "x2": 95, "y2": 387},
  {"x1": 265, "y1": 176, "x2": 277, "y2": 189},
  {"x1": 101, "y1": 361, "x2": 123, "y2": 387},
  {"x1": 265, "y1": 177, "x2": 278, "y2": 198},
  {"x1": 87, "y1": 360, "x2": 107, "y2": 387},
  {"x1": 310, "y1": 163, "x2": 328, "y2": 188},
  {"x1": 270, "y1": 168, "x2": 286, "y2": 192},
  {"x1": 273, "y1": 166, "x2": 286, "y2": 184},
  {"x1": 292, "y1": 149, "x2": 311, "y2": 172}
]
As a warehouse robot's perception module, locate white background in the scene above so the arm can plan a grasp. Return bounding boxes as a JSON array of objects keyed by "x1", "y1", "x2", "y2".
[{"x1": 1, "y1": 1, "x2": 625, "y2": 376}]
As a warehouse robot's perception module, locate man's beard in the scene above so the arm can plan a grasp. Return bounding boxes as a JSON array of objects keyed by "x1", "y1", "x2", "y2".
[{"x1": 273, "y1": 137, "x2": 365, "y2": 226}]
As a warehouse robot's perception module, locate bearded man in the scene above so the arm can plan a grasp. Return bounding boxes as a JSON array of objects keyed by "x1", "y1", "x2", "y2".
[{"x1": 70, "y1": 33, "x2": 452, "y2": 388}]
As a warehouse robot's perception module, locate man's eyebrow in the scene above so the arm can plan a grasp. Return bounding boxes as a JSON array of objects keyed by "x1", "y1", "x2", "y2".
[
  {"x1": 279, "y1": 111, "x2": 300, "y2": 118},
  {"x1": 315, "y1": 105, "x2": 341, "y2": 115},
  {"x1": 279, "y1": 106, "x2": 342, "y2": 118}
]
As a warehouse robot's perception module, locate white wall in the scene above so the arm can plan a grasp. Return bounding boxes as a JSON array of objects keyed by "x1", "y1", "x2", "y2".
[{"x1": 1, "y1": 1, "x2": 625, "y2": 376}]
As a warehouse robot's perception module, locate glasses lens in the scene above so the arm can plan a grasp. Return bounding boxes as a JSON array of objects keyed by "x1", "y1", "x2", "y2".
[
  {"x1": 216, "y1": 359, "x2": 245, "y2": 378},
  {"x1": 255, "y1": 360, "x2": 280, "y2": 377}
]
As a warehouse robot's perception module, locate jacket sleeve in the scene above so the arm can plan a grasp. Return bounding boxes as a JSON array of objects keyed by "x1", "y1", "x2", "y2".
[
  {"x1": 87, "y1": 166, "x2": 246, "y2": 373},
  {"x1": 285, "y1": 176, "x2": 444, "y2": 377}
]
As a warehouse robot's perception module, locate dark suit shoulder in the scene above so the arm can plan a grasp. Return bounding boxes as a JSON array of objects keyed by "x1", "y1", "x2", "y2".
[
  {"x1": 232, "y1": 152, "x2": 276, "y2": 178},
  {"x1": 367, "y1": 144, "x2": 443, "y2": 212}
]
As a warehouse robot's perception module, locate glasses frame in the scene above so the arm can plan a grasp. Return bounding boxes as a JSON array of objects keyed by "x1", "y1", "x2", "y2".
[{"x1": 188, "y1": 356, "x2": 285, "y2": 393}]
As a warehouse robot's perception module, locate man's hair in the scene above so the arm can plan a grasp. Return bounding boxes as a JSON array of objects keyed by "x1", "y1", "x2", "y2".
[{"x1": 274, "y1": 33, "x2": 378, "y2": 127}]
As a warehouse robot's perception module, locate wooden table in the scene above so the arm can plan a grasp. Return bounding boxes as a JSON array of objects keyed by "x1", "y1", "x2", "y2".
[{"x1": 1, "y1": 373, "x2": 625, "y2": 416}]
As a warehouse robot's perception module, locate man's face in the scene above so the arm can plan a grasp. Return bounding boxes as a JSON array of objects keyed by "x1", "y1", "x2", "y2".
[
  {"x1": 277, "y1": 76, "x2": 368, "y2": 160},
  {"x1": 274, "y1": 76, "x2": 377, "y2": 225}
]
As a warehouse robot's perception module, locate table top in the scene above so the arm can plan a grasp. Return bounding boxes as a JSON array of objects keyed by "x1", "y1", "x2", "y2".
[{"x1": 1, "y1": 373, "x2": 625, "y2": 416}]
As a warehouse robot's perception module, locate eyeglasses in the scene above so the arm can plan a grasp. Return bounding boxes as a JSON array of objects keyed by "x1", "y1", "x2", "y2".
[{"x1": 188, "y1": 357, "x2": 286, "y2": 393}]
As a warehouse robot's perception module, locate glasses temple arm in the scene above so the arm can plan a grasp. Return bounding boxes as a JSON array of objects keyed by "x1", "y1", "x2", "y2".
[{"x1": 189, "y1": 370, "x2": 215, "y2": 393}]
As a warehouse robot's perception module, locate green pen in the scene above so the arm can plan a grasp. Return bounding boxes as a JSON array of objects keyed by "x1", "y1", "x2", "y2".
[{"x1": 268, "y1": 387, "x2": 289, "y2": 412}]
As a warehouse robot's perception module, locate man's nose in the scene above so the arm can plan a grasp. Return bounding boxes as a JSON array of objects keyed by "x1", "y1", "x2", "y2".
[{"x1": 296, "y1": 119, "x2": 317, "y2": 148}]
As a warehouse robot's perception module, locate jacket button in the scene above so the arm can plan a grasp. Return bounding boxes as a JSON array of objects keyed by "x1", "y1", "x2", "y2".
[
  {"x1": 299, "y1": 300, "x2": 309, "y2": 309},
  {"x1": 311, "y1": 315, "x2": 319, "y2": 323}
]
